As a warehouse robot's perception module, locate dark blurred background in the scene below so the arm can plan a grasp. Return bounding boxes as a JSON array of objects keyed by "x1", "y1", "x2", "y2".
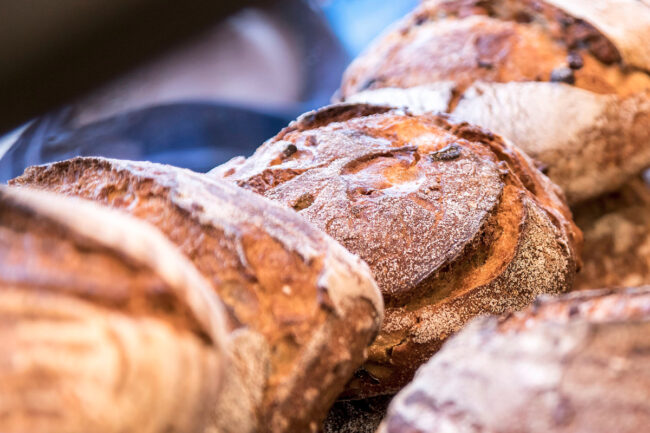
[{"x1": 0, "y1": 0, "x2": 417, "y2": 181}]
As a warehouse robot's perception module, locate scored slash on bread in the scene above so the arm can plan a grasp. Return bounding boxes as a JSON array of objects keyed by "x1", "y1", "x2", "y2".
[
  {"x1": 379, "y1": 286, "x2": 650, "y2": 433},
  {"x1": 212, "y1": 103, "x2": 582, "y2": 397},
  {"x1": 10, "y1": 158, "x2": 383, "y2": 433},
  {"x1": 340, "y1": 0, "x2": 650, "y2": 204},
  {"x1": 0, "y1": 186, "x2": 227, "y2": 433}
]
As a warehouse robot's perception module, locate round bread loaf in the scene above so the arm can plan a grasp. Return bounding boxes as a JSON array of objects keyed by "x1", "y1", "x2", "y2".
[
  {"x1": 340, "y1": 0, "x2": 650, "y2": 204},
  {"x1": 11, "y1": 158, "x2": 383, "y2": 433},
  {"x1": 379, "y1": 286, "x2": 650, "y2": 433},
  {"x1": 0, "y1": 186, "x2": 227, "y2": 433},
  {"x1": 211, "y1": 103, "x2": 581, "y2": 397},
  {"x1": 572, "y1": 173, "x2": 650, "y2": 290}
]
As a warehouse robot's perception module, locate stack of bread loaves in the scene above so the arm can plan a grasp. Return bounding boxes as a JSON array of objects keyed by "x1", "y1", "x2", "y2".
[{"x1": 2, "y1": 0, "x2": 649, "y2": 432}]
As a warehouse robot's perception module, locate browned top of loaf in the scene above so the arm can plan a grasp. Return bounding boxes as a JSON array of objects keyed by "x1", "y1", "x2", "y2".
[
  {"x1": 340, "y1": 0, "x2": 650, "y2": 101},
  {"x1": 571, "y1": 175, "x2": 650, "y2": 290},
  {"x1": 379, "y1": 286, "x2": 650, "y2": 433},
  {"x1": 215, "y1": 103, "x2": 581, "y2": 396},
  {"x1": 11, "y1": 158, "x2": 382, "y2": 432},
  {"x1": 0, "y1": 186, "x2": 223, "y2": 344}
]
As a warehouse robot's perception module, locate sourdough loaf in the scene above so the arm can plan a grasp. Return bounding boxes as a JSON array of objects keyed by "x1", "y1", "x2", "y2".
[
  {"x1": 212, "y1": 103, "x2": 581, "y2": 397},
  {"x1": 11, "y1": 158, "x2": 383, "y2": 433},
  {"x1": 572, "y1": 174, "x2": 650, "y2": 290},
  {"x1": 0, "y1": 186, "x2": 226, "y2": 433},
  {"x1": 379, "y1": 286, "x2": 650, "y2": 433},
  {"x1": 340, "y1": 0, "x2": 650, "y2": 204}
]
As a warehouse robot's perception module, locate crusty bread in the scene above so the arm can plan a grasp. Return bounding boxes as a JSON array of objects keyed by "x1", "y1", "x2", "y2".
[
  {"x1": 0, "y1": 186, "x2": 227, "y2": 433},
  {"x1": 379, "y1": 286, "x2": 650, "y2": 433},
  {"x1": 211, "y1": 103, "x2": 581, "y2": 397},
  {"x1": 11, "y1": 158, "x2": 383, "y2": 433},
  {"x1": 341, "y1": 0, "x2": 650, "y2": 204},
  {"x1": 572, "y1": 174, "x2": 650, "y2": 290}
]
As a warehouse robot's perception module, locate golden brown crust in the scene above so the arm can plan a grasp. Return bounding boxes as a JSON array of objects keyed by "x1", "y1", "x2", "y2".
[
  {"x1": 379, "y1": 286, "x2": 650, "y2": 433},
  {"x1": 11, "y1": 158, "x2": 383, "y2": 433},
  {"x1": 572, "y1": 174, "x2": 650, "y2": 290},
  {"x1": 0, "y1": 186, "x2": 225, "y2": 433},
  {"x1": 212, "y1": 104, "x2": 581, "y2": 397},
  {"x1": 340, "y1": 0, "x2": 650, "y2": 204}
]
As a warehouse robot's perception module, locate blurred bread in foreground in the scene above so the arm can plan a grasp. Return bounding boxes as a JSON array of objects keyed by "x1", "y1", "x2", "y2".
[
  {"x1": 572, "y1": 173, "x2": 650, "y2": 290},
  {"x1": 0, "y1": 186, "x2": 227, "y2": 433},
  {"x1": 379, "y1": 286, "x2": 650, "y2": 433}
]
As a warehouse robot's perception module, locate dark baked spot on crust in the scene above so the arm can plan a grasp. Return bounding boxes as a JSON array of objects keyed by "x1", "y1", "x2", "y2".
[
  {"x1": 293, "y1": 104, "x2": 395, "y2": 132},
  {"x1": 567, "y1": 51, "x2": 584, "y2": 70},
  {"x1": 428, "y1": 143, "x2": 462, "y2": 161},
  {"x1": 283, "y1": 144, "x2": 298, "y2": 158},
  {"x1": 292, "y1": 193, "x2": 315, "y2": 211}
]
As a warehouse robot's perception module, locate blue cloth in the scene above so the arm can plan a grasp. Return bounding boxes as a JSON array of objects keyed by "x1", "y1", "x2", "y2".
[{"x1": 0, "y1": 0, "x2": 414, "y2": 181}]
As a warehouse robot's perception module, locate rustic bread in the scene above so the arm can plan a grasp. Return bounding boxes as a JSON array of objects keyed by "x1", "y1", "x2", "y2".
[
  {"x1": 211, "y1": 103, "x2": 581, "y2": 397},
  {"x1": 11, "y1": 158, "x2": 383, "y2": 433},
  {"x1": 0, "y1": 186, "x2": 227, "y2": 433},
  {"x1": 340, "y1": 0, "x2": 650, "y2": 204},
  {"x1": 379, "y1": 286, "x2": 650, "y2": 433},
  {"x1": 572, "y1": 173, "x2": 650, "y2": 290}
]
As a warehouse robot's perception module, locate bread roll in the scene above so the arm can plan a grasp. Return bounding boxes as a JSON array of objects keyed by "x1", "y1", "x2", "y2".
[
  {"x1": 340, "y1": 0, "x2": 650, "y2": 204},
  {"x1": 572, "y1": 174, "x2": 650, "y2": 290},
  {"x1": 11, "y1": 158, "x2": 383, "y2": 433},
  {"x1": 379, "y1": 286, "x2": 650, "y2": 433},
  {"x1": 211, "y1": 103, "x2": 581, "y2": 397},
  {"x1": 0, "y1": 186, "x2": 226, "y2": 433}
]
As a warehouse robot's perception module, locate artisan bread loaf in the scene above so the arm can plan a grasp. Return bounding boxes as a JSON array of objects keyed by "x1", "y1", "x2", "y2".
[
  {"x1": 379, "y1": 286, "x2": 650, "y2": 433},
  {"x1": 572, "y1": 174, "x2": 650, "y2": 290},
  {"x1": 0, "y1": 186, "x2": 226, "y2": 433},
  {"x1": 340, "y1": 0, "x2": 650, "y2": 204},
  {"x1": 212, "y1": 103, "x2": 581, "y2": 397},
  {"x1": 11, "y1": 158, "x2": 383, "y2": 433}
]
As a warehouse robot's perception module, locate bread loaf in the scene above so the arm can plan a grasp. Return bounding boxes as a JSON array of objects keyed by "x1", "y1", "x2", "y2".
[
  {"x1": 0, "y1": 186, "x2": 227, "y2": 433},
  {"x1": 11, "y1": 158, "x2": 383, "y2": 433},
  {"x1": 379, "y1": 286, "x2": 650, "y2": 433},
  {"x1": 212, "y1": 103, "x2": 581, "y2": 397},
  {"x1": 340, "y1": 0, "x2": 650, "y2": 204},
  {"x1": 572, "y1": 174, "x2": 650, "y2": 290}
]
